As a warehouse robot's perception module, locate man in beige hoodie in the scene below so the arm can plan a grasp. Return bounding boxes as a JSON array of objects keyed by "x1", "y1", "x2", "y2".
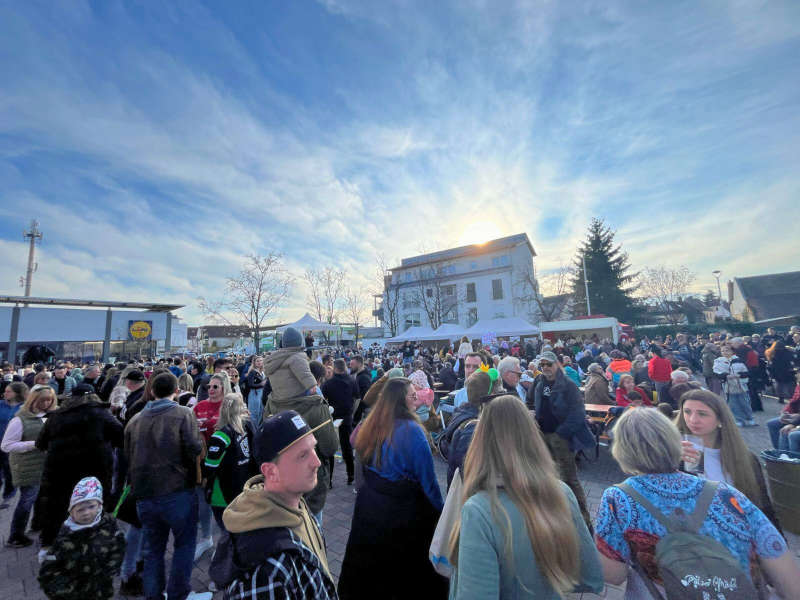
[{"x1": 210, "y1": 410, "x2": 337, "y2": 599}]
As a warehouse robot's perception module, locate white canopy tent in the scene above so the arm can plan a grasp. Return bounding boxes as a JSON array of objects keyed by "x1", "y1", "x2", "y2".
[
  {"x1": 428, "y1": 323, "x2": 468, "y2": 340},
  {"x1": 464, "y1": 317, "x2": 540, "y2": 338},
  {"x1": 538, "y1": 317, "x2": 620, "y2": 344},
  {"x1": 277, "y1": 312, "x2": 339, "y2": 333},
  {"x1": 386, "y1": 325, "x2": 436, "y2": 343}
]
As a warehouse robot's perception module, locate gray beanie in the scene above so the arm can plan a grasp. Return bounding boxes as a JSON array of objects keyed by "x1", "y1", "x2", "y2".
[{"x1": 280, "y1": 327, "x2": 303, "y2": 349}]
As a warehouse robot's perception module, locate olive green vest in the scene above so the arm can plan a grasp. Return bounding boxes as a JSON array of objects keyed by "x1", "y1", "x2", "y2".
[{"x1": 8, "y1": 409, "x2": 46, "y2": 487}]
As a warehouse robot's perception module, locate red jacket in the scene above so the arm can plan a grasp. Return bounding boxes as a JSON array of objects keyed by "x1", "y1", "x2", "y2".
[
  {"x1": 193, "y1": 400, "x2": 222, "y2": 445},
  {"x1": 648, "y1": 357, "x2": 672, "y2": 383},
  {"x1": 616, "y1": 386, "x2": 653, "y2": 407}
]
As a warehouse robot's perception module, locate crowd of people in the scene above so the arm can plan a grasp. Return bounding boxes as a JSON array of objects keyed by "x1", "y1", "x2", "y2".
[{"x1": 0, "y1": 323, "x2": 798, "y2": 599}]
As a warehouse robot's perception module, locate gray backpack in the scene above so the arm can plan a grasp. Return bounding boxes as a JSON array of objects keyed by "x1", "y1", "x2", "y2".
[{"x1": 615, "y1": 481, "x2": 759, "y2": 600}]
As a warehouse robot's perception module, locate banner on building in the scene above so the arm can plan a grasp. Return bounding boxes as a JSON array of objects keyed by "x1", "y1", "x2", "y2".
[{"x1": 128, "y1": 320, "x2": 153, "y2": 341}]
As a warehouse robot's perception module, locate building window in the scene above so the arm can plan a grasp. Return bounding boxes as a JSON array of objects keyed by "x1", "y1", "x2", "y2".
[
  {"x1": 493, "y1": 312, "x2": 506, "y2": 319},
  {"x1": 492, "y1": 279, "x2": 503, "y2": 300},
  {"x1": 467, "y1": 307, "x2": 478, "y2": 327},
  {"x1": 470, "y1": 261, "x2": 478, "y2": 270},
  {"x1": 492, "y1": 255, "x2": 510, "y2": 267},
  {"x1": 444, "y1": 284, "x2": 455, "y2": 296},
  {"x1": 426, "y1": 288, "x2": 433, "y2": 298},
  {"x1": 466, "y1": 282, "x2": 476, "y2": 303},
  {"x1": 404, "y1": 313, "x2": 421, "y2": 330},
  {"x1": 443, "y1": 307, "x2": 458, "y2": 324},
  {"x1": 405, "y1": 272, "x2": 412, "y2": 282}
]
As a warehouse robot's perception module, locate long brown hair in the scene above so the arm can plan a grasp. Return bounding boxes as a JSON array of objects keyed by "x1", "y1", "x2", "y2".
[
  {"x1": 355, "y1": 377, "x2": 417, "y2": 468},
  {"x1": 448, "y1": 395, "x2": 580, "y2": 594},
  {"x1": 676, "y1": 389, "x2": 759, "y2": 502}
]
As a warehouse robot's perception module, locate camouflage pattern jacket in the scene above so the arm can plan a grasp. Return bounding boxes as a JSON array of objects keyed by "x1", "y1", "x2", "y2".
[{"x1": 38, "y1": 513, "x2": 125, "y2": 600}]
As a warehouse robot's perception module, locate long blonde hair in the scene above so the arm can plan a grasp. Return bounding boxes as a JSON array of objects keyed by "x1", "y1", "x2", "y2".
[
  {"x1": 448, "y1": 395, "x2": 580, "y2": 594},
  {"x1": 216, "y1": 393, "x2": 246, "y2": 435},
  {"x1": 676, "y1": 389, "x2": 759, "y2": 502},
  {"x1": 210, "y1": 372, "x2": 233, "y2": 396},
  {"x1": 24, "y1": 385, "x2": 58, "y2": 414}
]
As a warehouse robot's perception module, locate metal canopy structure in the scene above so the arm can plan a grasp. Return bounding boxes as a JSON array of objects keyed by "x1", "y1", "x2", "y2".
[{"x1": 0, "y1": 296, "x2": 184, "y2": 312}]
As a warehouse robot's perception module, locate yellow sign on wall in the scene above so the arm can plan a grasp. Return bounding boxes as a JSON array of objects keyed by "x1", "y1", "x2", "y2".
[{"x1": 128, "y1": 320, "x2": 153, "y2": 341}]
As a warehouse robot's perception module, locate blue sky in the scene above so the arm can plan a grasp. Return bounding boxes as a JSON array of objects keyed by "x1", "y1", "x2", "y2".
[{"x1": 1, "y1": 0, "x2": 799, "y2": 325}]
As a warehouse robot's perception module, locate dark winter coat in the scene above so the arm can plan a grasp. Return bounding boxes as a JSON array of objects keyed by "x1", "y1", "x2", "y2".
[
  {"x1": 437, "y1": 364, "x2": 458, "y2": 391},
  {"x1": 447, "y1": 419, "x2": 477, "y2": 489},
  {"x1": 533, "y1": 370, "x2": 595, "y2": 452},
  {"x1": 38, "y1": 514, "x2": 125, "y2": 600},
  {"x1": 337, "y1": 468, "x2": 447, "y2": 600},
  {"x1": 321, "y1": 372, "x2": 358, "y2": 419},
  {"x1": 36, "y1": 397, "x2": 123, "y2": 545},
  {"x1": 354, "y1": 369, "x2": 372, "y2": 401},
  {"x1": 769, "y1": 349, "x2": 796, "y2": 383},
  {"x1": 437, "y1": 402, "x2": 479, "y2": 463}
]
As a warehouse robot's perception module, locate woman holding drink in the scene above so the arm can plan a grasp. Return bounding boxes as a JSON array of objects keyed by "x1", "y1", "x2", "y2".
[{"x1": 676, "y1": 388, "x2": 781, "y2": 530}]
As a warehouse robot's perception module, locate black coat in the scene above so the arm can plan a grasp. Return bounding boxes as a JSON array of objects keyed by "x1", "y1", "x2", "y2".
[
  {"x1": 437, "y1": 365, "x2": 458, "y2": 391},
  {"x1": 769, "y1": 349, "x2": 796, "y2": 383},
  {"x1": 36, "y1": 397, "x2": 123, "y2": 545},
  {"x1": 338, "y1": 468, "x2": 447, "y2": 600},
  {"x1": 321, "y1": 373, "x2": 357, "y2": 419},
  {"x1": 354, "y1": 370, "x2": 372, "y2": 401}
]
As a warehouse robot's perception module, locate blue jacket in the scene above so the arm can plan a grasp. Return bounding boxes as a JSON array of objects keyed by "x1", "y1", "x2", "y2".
[
  {"x1": 534, "y1": 370, "x2": 595, "y2": 452},
  {"x1": 0, "y1": 399, "x2": 21, "y2": 441}
]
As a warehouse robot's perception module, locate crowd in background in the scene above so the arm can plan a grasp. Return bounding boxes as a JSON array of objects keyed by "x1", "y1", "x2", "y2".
[{"x1": 0, "y1": 323, "x2": 798, "y2": 599}]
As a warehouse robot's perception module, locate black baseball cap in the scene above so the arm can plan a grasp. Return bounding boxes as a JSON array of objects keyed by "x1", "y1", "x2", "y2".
[
  {"x1": 255, "y1": 410, "x2": 328, "y2": 464},
  {"x1": 125, "y1": 370, "x2": 145, "y2": 382}
]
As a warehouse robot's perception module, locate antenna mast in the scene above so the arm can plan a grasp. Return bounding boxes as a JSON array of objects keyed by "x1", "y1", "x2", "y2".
[{"x1": 22, "y1": 220, "x2": 43, "y2": 300}]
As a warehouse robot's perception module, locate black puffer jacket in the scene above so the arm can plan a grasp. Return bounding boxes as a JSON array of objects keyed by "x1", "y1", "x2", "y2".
[{"x1": 36, "y1": 397, "x2": 123, "y2": 545}]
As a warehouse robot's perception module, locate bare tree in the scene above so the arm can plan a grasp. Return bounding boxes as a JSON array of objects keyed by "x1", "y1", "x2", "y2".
[
  {"x1": 343, "y1": 286, "x2": 368, "y2": 344},
  {"x1": 637, "y1": 265, "x2": 697, "y2": 325},
  {"x1": 198, "y1": 253, "x2": 294, "y2": 350},
  {"x1": 412, "y1": 263, "x2": 462, "y2": 330},
  {"x1": 304, "y1": 267, "x2": 346, "y2": 324},
  {"x1": 514, "y1": 262, "x2": 575, "y2": 322},
  {"x1": 373, "y1": 253, "x2": 401, "y2": 337}
]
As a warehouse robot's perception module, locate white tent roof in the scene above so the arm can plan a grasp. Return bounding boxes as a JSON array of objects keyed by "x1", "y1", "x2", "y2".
[
  {"x1": 277, "y1": 312, "x2": 339, "y2": 333},
  {"x1": 429, "y1": 323, "x2": 468, "y2": 339},
  {"x1": 538, "y1": 317, "x2": 618, "y2": 333},
  {"x1": 464, "y1": 317, "x2": 539, "y2": 337},
  {"x1": 387, "y1": 325, "x2": 436, "y2": 343}
]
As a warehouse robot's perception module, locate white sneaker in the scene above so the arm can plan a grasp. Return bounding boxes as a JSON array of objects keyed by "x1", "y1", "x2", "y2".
[
  {"x1": 37, "y1": 548, "x2": 52, "y2": 564},
  {"x1": 194, "y1": 536, "x2": 213, "y2": 560},
  {"x1": 186, "y1": 592, "x2": 213, "y2": 600}
]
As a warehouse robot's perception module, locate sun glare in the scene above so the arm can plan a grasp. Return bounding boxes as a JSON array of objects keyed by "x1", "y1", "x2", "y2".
[{"x1": 458, "y1": 221, "x2": 503, "y2": 246}]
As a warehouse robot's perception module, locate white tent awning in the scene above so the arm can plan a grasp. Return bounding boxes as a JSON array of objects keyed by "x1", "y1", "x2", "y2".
[
  {"x1": 386, "y1": 325, "x2": 436, "y2": 343},
  {"x1": 277, "y1": 312, "x2": 339, "y2": 333},
  {"x1": 464, "y1": 317, "x2": 539, "y2": 338}
]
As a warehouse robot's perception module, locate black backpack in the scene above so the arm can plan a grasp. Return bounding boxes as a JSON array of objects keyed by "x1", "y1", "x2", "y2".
[{"x1": 615, "y1": 481, "x2": 759, "y2": 600}]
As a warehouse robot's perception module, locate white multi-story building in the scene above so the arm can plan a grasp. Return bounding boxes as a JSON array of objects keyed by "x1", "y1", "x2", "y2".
[{"x1": 378, "y1": 233, "x2": 539, "y2": 336}]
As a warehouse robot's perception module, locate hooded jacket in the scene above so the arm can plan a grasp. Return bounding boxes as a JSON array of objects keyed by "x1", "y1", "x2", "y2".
[
  {"x1": 212, "y1": 475, "x2": 336, "y2": 600},
  {"x1": 265, "y1": 393, "x2": 338, "y2": 514},
  {"x1": 265, "y1": 347, "x2": 317, "y2": 402}
]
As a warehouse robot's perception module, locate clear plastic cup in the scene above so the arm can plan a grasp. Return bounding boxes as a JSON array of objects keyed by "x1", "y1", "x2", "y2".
[{"x1": 683, "y1": 434, "x2": 704, "y2": 473}]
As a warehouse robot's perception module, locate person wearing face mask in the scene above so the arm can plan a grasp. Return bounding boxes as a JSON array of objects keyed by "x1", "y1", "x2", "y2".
[
  {"x1": 37, "y1": 477, "x2": 125, "y2": 600},
  {"x1": 533, "y1": 352, "x2": 595, "y2": 533}
]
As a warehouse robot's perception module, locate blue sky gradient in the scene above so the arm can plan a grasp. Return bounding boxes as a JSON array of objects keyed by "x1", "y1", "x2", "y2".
[{"x1": 1, "y1": 1, "x2": 798, "y2": 324}]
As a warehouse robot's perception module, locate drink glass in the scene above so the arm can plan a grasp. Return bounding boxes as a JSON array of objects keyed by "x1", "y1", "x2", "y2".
[{"x1": 683, "y1": 434, "x2": 703, "y2": 474}]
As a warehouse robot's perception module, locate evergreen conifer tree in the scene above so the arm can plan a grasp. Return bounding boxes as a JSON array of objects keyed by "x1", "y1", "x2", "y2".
[{"x1": 571, "y1": 218, "x2": 640, "y2": 321}]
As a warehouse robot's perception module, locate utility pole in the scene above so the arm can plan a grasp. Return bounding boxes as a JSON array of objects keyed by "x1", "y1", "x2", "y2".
[
  {"x1": 22, "y1": 220, "x2": 43, "y2": 303},
  {"x1": 582, "y1": 252, "x2": 591, "y2": 316}
]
